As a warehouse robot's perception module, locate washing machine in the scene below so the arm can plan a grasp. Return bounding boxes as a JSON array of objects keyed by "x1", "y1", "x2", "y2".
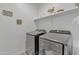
[
  {"x1": 26, "y1": 29, "x2": 46, "y2": 55},
  {"x1": 39, "y1": 30, "x2": 73, "y2": 55}
]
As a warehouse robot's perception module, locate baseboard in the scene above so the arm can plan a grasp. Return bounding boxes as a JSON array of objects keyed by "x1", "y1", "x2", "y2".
[
  {"x1": 14, "y1": 49, "x2": 27, "y2": 55},
  {"x1": 0, "y1": 52, "x2": 13, "y2": 55}
]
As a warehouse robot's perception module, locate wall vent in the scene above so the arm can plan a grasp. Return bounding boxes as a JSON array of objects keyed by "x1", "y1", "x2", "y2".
[{"x1": 2, "y1": 10, "x2": 13, "y2": 17}]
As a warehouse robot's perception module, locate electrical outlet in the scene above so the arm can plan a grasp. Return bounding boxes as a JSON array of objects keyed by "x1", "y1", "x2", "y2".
[{"x1": 16, "y1": 19, "x2": 22, "y2": 25}]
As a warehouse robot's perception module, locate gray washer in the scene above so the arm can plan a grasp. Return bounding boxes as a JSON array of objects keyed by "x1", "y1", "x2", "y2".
[{"x1": 39, "y1": 30, "x2": 72, "y2": 55}]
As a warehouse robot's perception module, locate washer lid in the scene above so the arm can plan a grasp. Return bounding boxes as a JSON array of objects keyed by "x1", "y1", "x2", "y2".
[
  {"x1": 26, "y1": 29, "x2": 46, "y2": 36},
  {"x1": 40, "y1": 33, "x2": 71, "y2": 45}
]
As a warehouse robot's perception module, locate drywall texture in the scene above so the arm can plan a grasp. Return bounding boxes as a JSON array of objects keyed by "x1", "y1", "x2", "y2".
[
  {"x1": 0, "y1": 3, "x2": 37, "y2": 54},
  {"x1": 71, "y1": 16, "x2": 79, "y2": 54},
  {"x1": 35, "y1": 12, "x2": 79, "y2": 31}
]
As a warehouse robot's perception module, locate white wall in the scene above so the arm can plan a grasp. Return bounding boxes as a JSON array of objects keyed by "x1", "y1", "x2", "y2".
[
  {"x1": 0, "y1": 3, "x2": 37, "y2": 54},
  {"x1": 51, "y1": 13, "x2": 79, "y2": 30},
  {"x1": 35, "y1": 12, "x2": 79, "y2": 31},
  {"x1": 71, "y1": 16, "x2": 79, "y2": 54},
  {"x1": 35, "y1": 16, "x2": 53, "y2": 32}
]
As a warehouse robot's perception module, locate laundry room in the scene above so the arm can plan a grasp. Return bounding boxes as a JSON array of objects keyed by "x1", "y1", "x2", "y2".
[{"x1": 0, "y1": 3, "x2": 79, "y2": 55}]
